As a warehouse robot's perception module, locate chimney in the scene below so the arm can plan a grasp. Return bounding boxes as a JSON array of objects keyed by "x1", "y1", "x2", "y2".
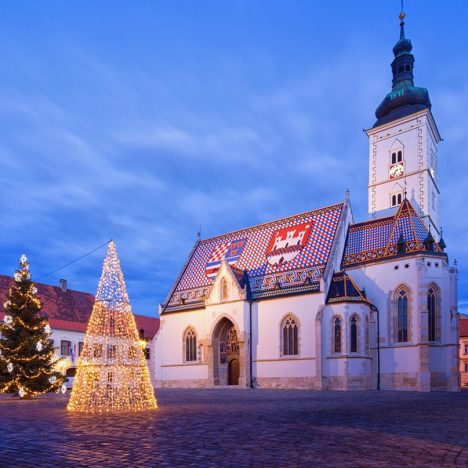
[{"x1": 59, "y1": 279, "x2": 68, "y2": 292}]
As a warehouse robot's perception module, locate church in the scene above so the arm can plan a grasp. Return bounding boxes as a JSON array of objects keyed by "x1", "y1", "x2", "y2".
[{"x1": 152, "y1": 13, "x2": 460, "y2": 392}]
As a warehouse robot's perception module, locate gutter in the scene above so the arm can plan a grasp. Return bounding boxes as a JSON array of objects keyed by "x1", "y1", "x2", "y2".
[{"x1": 376, "y1": 306, "x2": 381, "y2": 390}]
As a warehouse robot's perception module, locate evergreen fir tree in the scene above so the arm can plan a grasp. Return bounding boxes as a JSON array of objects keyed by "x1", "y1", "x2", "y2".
[{"x1": 0, "y1": 255, "x2": 66, "y2": 398}]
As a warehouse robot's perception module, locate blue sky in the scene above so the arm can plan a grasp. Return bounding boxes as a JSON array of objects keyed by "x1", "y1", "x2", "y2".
[{"x1": 0, "y1": 1, "x2": 467, "y2": 317}]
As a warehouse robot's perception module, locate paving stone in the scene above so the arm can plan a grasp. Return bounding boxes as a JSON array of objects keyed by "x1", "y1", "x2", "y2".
[{"x1": 0, "y1": 389, "x2": 467, "y2": 466}]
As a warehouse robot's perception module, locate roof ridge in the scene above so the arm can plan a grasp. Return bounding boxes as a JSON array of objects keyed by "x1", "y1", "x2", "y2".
[{"x1": 198, "y1": 201, "x2": 345, "y2": 244}]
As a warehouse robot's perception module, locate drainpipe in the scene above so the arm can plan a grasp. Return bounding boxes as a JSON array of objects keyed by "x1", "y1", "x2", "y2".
[
  {"x1": 376, "y1": 306, "x2": 381, "y2": 390},
  {"x1": 249, "y1": 299, "x2": 254, "y2": 389}
]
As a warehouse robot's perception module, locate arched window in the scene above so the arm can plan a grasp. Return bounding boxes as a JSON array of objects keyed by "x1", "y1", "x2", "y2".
[
  {"x1": 350, "y1": 316, "x2": 358, "y2": 353},
  {"x1": 334, "y1": 317, "x2": 342, "y2": 353},
  {"x1": 365, "y1": 316, "x2": 370, "y2": 354},
  {"x1": 397, "y1": 193, "x2": 402, "y2": 204},
  {"x1": 184, "y1": 328, "x2": 197, "y2": 362},
  {"x1": 397, "y1": 150, "x2": 402, "y2": 162},
  {"x1": 392, "y1": 152, "x2": 396, "y2": 164},
  {"x1": 397, "y1": 289, "x2": 409, "y2": 342},
  {"x1": 220, "y1": 278, "x2": 228, "y2": 301},
  {"x1": 428, "y1": 287, "x2": 437, "y2": 342},
  {"x1": 282, "y1": 315, "x2": 298, "y2": 356}
]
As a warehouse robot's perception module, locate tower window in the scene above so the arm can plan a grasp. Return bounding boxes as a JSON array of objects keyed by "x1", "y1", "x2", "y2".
[
  {"x1": 391, "y1": 193, "x2": 402, "y2": 207},
  {"x1": 398, "y1": 65, "x2": 404, "y2": 73},
  {"x1": 397, "y1": 151, "x2": 402, "y2": 162},
  {"x1": 405, "y1": 65, "x2": 411, "y2": 71},
  {"x1": 392, "y1": 152, "x2": 396, "y2": 164}
]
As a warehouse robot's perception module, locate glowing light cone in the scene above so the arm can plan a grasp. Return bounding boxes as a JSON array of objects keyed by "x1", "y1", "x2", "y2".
[{"x1": 67, "y1": 241, "x2": 157, "y2": 413}]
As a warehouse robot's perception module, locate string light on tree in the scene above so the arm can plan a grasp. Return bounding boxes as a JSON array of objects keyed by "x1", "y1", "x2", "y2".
[
  {"x1": 67, "y1": 241, "x2": 157, "y2": 413},
  {"x1": 0, "y1": 255, "x2": 66, "y2": 398}
]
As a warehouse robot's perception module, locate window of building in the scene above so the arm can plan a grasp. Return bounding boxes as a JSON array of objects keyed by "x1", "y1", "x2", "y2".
[
  {"x1": 92, "y1": 343, "x2": 103, "y2": 358},
  {"x1": 144, "y1": 348, "x2": 150, "y2": 360},
  {"x1": 392, "y1": 152, "x2": 397, "y2": 164},
  {"x1": 184, "y1": 328, "x2": 197, "y2": 362},
  {"x1": 106, "y1": 344, "x2": 116, "y2": 359},
  {"x1": 78, "y1": 342, "x2": 84, "y2": 356},
  {"x1": 397, "y1": 150, "x2": 402, "y2": 162},
  {"x1": 49, "y1": 339, "x2": 55, "y2": 349},
  {"x1": 391, "y1": 192, "x2": 403, "y2": 207},
  {"x1": 465, "y1": 363, "x2": 468, "y2": 372},
  {"x1": 427, "y1": 287, "x2": 437, "y2": 342},
  {"x1": 350, "y1": 316, "x2": 358, "y2": 353},
  {"x1": 282, "y1": 315, "x2": 299, "y2": 356},
  {"x1": 464, "y1": 344, "x2": 468, "y2": 355},
  {"x1": 397, "y1": 289, "x2": 409, "y2": 342},
  {"x1": 334, "y1": 317, "x2": 342, "y2": 353},
  {"x1": 66, "y1": 367, "x2": 76, "y2": 378},
  {"x1": 61, "y1": 340, "x2": 71, "y2": 356}
]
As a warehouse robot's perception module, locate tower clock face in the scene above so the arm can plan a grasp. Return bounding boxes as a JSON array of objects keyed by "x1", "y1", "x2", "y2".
[{"x1": 389, "y1": 162, "x2": 404, "y2": 179}]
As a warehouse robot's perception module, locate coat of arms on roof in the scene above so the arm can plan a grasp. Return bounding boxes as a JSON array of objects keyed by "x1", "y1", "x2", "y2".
[
  {"x1": 266, "y1": 223, "x2": 312, "y2": 266},
  {"x1": 205, "y1": 238, "x2": 247, "y2": 279}
]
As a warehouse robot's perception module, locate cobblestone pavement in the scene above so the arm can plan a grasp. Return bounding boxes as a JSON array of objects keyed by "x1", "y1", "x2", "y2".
[{"x1": 0, "y1": 388, "x2": 467, "y2": 467}]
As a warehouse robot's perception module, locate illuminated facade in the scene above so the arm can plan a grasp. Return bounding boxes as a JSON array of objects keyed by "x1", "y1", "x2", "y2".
[{"x1": 153, "y1": 13, "x2": 459, "y2": 392}]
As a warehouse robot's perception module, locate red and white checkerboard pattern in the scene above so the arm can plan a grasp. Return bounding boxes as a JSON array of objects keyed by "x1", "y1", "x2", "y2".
[{"x1": 174, "y1": 203, "x2": 343, "y2": 294}]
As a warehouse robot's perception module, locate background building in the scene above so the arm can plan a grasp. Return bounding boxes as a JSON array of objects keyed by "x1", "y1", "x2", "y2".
[
  {"x1": 0, "y1": 275, "x2": 159, "y2": 387},
  {"x1": 460, "y1": 316, "x2": 468, "y2": 387}
]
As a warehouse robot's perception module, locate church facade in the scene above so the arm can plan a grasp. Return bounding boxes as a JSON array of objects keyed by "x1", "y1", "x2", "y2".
[{"x1": 152, "y1": 14, "x2": 460, "y2": 392}]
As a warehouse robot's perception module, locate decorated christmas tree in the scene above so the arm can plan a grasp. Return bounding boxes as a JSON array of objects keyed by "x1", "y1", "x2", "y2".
[
  {"x1": 67, "y1": 241, "x2": 157, "y2": 413},
  {"x1": 0, "y1": 255, "x2": 66, "y2": 398}
]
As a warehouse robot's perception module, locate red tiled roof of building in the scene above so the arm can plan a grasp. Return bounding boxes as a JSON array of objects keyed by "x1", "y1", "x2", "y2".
[
  {"x1": 0, "y1": 275, "x2": 159, "y2": 338},
  {"x1": 460, "y1": 316, "x2": 468, "y2": 338}
]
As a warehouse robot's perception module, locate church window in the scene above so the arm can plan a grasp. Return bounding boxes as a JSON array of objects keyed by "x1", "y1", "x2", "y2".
[
  {"x1": 391, "y1": 193, "x2": 402, "y2": 207},
  {"x1": 220, "y1": 278, "x2": 228, "y2": 301},
  {"x1": 398, "y1": 65, "x2": 404, "y2": 73},
  {"x1": 397, "y1": 289, "x2": 409, "y2": 342},
  {"x1": 391, "y1": 152, "x2": 397, "y2": 164},
  {"x1": 184, "y1": 327, "x2": 197, "y2": 362},
  {"x1": 397, "y1": 150, "x2": 402, "y2": 162},
  {"x1": 350, "y1": 316, "x2": 358, "y2": 353},
  {"x1": 281, "y1": 315, "x2": 299, "y2": 356},
  {"x1": 427, "y1": 287, "x2": 438, "y2": 342},
  {"x1": 334, "y1": 317, "x2": 342, "y2": 353}
]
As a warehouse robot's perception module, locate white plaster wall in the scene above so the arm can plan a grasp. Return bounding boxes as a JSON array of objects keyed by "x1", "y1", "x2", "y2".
[
  {"x1": 347, "y1": 255, "x2": 455, "y2": 376},
  {"x1": 367, "y1": 110, "x2": 440, "y2": 232},
  {"x1": 154, "y1": 299, "x2": 249, "y2": 383},
  {"x1": 254, "y1": 293, "x2": 324, "y2": 379}
]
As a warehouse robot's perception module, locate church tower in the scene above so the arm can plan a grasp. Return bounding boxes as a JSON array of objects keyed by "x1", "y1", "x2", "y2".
[{"x1": 366, "y1": 11, "x2": 441, "y2": 234}]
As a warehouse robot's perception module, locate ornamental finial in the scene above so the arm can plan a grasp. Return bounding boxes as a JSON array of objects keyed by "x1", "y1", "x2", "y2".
[{"x1": 399, "y1": 0, "x2": 406, "y2": 21}]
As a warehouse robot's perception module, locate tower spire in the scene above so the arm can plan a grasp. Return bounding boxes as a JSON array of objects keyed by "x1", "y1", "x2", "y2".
[{"x1": 373, "y1": 6, "x2": 431, "y2": 128}]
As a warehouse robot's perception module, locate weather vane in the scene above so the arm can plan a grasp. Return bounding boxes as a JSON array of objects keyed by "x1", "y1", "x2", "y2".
[{"x1": 400, "y1": 0, "x2": 406, "y2": 21}]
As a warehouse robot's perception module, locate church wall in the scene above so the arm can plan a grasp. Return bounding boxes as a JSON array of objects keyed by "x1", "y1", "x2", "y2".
[
  {"x1": 254, "y1": 293, "x2": 323, "y2": 389},
  {"x1": 154, "y1": 299, "x2": 250, "y2": 388},
  {"x1": 322, "y1": 303, "x2": 373, "y2": 390},
  {"x1": 347, "y1": 255, "x2": 459, "y2": 391}
]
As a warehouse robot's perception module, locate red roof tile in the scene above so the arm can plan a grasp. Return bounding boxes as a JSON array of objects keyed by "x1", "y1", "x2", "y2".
[
  {"x1": 460, "y1": 316, "x2": 468, "y2": 338},
  {"x1": 0, "y1": 275, "x2": 159, "y2": 338}
]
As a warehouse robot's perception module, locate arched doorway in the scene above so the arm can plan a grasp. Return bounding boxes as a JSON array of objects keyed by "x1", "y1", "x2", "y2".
[{"x1": 212, "y1": 317, "x2": 240, "y2": 386}]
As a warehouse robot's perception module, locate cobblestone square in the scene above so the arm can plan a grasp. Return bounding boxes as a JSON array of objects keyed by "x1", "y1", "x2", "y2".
[{"x1": 0, "y1": 388, "x2": 467, "y2": 467}]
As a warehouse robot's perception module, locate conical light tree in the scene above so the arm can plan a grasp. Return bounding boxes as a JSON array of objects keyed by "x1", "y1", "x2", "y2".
[{"x1": 67, "y1": 241, "x2": 157, "y2": 413}]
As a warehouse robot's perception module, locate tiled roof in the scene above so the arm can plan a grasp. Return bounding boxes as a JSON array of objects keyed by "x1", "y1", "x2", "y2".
[
  {"x1": 0, "y1": 275, "x2": 159, "y2": 339},
  {"x1": 326, "y1": 271, "x2": 374, "y2": 308},
  {"x1": 342, "y1": 199, "x2": 444, "y2": 267},
  {"x1": 460, "y1": 316, "x2": 468, "y2": 338},
  {"x1": 164, "y1": 203, "x2": 344, "y2": 311}
]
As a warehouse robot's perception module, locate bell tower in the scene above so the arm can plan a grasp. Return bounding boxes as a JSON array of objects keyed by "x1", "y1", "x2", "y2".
[{"x1": 366, "y1": 11, "x2": 441, "y2": 234}]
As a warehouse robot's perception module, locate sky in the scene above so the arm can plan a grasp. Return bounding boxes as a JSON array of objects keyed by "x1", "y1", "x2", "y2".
[{"x1": 0, "y1": 1, "x2": 467, "y2": 317}]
